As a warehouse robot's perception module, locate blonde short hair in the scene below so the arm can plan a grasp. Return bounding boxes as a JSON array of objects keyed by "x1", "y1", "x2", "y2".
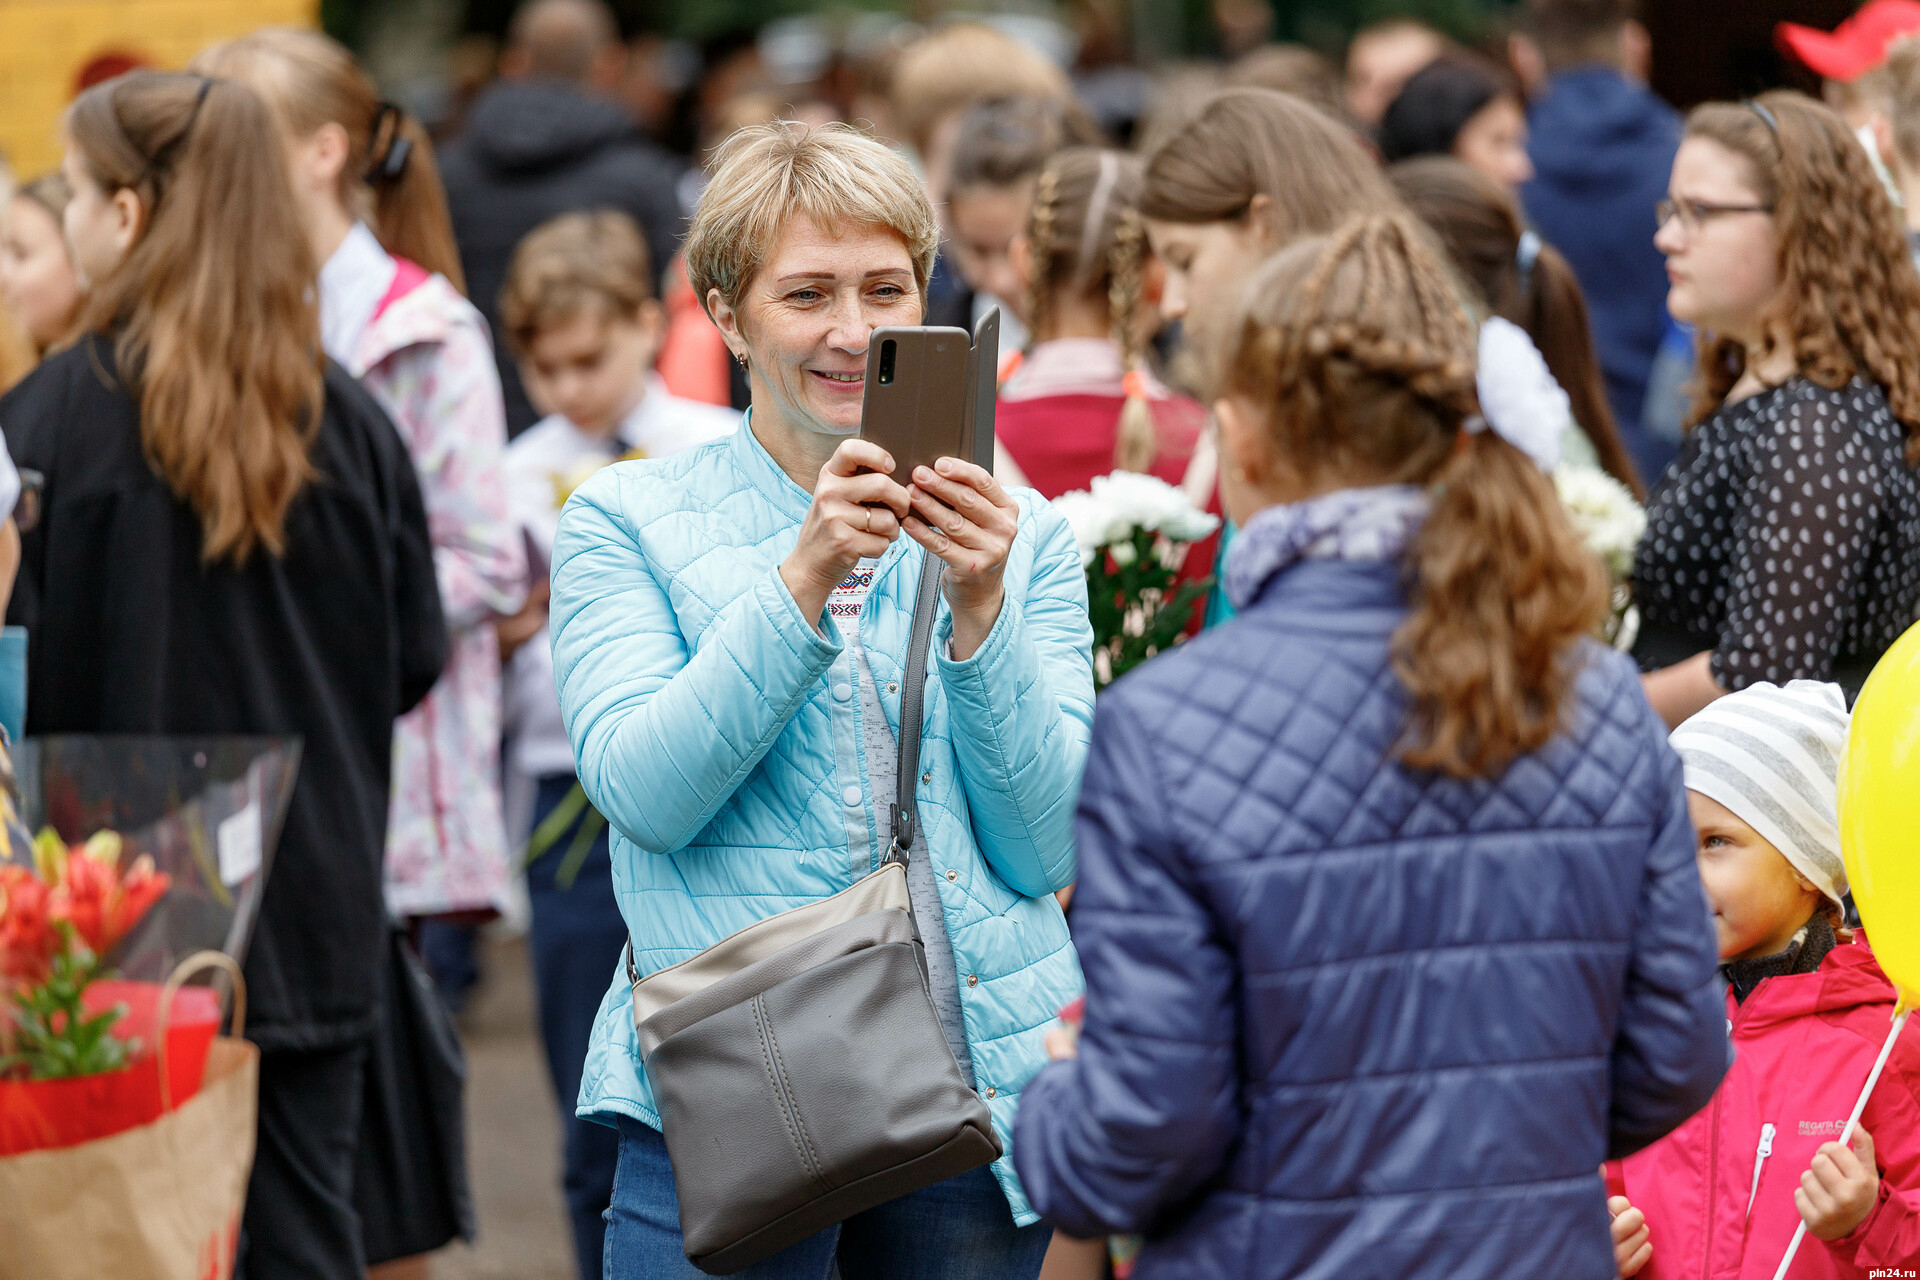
[
  {"x1": 890, "y1": 24, "x2": 1073, "y2": 154},
  {"x1": 685, "y1": 121, "x2": 938, "y2": 317}
]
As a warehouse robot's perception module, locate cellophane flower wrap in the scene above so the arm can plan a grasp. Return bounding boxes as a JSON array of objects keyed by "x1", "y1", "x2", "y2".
[
  {"x1": 1553, "y1": 465, "x2": 1648, "y2": 649},
  {"x1": 1053, "y1": 471, "x2": 1220, "y2": 689},
  {"x1": 0, "y1": 736, "x2": 297, "y2": 1154}
]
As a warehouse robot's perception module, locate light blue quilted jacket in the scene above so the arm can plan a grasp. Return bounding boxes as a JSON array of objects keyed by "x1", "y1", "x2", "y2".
[{"x1": 548, "y1": 422, "x2": 1093, "y2": 1224}]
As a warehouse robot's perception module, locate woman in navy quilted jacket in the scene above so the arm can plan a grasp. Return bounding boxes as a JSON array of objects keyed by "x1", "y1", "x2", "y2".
[{"x1": 1013, "y1": 214, "x2": 1731, "y2": 1279}]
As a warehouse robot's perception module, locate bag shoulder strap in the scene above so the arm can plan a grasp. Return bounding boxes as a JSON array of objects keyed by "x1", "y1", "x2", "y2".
[
  {"x1": 886, "y1": 550, "x2": 944, "y2": 866},
  {"x1": 624, "y1": 550, "x2": 945, "y2": 987}
]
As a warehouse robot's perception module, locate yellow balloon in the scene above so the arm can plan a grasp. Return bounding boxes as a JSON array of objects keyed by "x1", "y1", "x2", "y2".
[{"x1": 1839, "y1": 619, "x2": 1920, "y2": 1014}]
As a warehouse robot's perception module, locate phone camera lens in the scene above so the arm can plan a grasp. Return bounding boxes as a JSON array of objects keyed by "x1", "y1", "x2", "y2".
[{"x1": 877, "y1": 339, "x2": 897, "y2": 386}]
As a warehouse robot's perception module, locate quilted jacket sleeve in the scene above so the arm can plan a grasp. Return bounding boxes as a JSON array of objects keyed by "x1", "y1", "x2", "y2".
[
  {"x1": 1606, "y1": 703, "x2": 1731, "y2": 1161},
  {"x1": 1012, "y1": 684, "x2": 1240, "y2": 1236},
  {"x1": 934, "y1": 497, "x2": 1095, "y2": 898},
  {"x1": 549, "y1": 469, "x2": 840, "y2": 853}
]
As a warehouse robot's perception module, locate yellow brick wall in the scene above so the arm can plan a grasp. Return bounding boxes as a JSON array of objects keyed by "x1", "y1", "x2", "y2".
[{"x1": 0, "y1": 0, "x2": 317, "y2": 179}]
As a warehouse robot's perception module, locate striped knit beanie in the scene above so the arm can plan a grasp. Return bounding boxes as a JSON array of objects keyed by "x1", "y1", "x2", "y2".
[{"x1": 1670, "y1": 681, "x2": 1850, "y2": 906}]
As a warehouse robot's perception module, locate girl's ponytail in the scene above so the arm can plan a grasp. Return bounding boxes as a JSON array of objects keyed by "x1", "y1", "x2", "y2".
[
  {"x1": 1524, "y1": 242, "x2": 1642, "y2": 496},
  {"x1": 1225, "y1": 214, "x2": 1608, "y2": 779},
  {"x1": 195, "y1": 28, "x2": 466, "y2": 294},
  {"x1": 367, "y1": 105, "x2": 465, "y2": 292},
  {"x1": 1396, "y1": 430, "x2": 1607, "y2": 776},
  {"x1": 67, "y1": 72, "x2": 323, "y2": 564}
]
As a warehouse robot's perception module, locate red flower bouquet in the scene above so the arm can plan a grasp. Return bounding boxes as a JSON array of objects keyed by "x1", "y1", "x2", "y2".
[{"x1": 1, "y1": 830, "x2": 172, "y2": 1083}]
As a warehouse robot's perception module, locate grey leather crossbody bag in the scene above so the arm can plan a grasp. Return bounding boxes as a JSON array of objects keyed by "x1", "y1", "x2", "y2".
[{"x1": 624, "y1": 553, "x2": 1001, "y2": 1275}]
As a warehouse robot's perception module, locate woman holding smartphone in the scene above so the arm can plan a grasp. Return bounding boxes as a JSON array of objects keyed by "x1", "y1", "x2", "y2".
[{"x1": 547, "y1": 121, "x2": 1093, "y2": 1280}]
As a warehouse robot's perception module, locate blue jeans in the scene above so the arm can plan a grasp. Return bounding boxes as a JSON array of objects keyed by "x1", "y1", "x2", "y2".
[
  {"x1": 604, "y1": 1118, "x2": 1051, "y2": 1280},
  {"x1": 527, "y1": 774, "x2": 627, "y2": 1280}
]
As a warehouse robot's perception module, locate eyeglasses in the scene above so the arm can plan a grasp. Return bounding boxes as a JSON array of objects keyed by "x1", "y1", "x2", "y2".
[{"x1": 1656, "y1": 197, "x2": 1774, "y2": 233}]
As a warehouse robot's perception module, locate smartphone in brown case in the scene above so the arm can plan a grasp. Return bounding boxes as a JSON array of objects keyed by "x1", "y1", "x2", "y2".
[{"x1": 858, "y1": 309, "x2": 1000, "y2": 481}]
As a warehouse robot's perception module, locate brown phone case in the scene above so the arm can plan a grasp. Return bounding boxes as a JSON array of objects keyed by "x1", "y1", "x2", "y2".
[
  {"x1": 858, "y1": 311, "x2": 999, "y2": 484},
  {"x1": 858, "y1": 326, "x2": 973, "y2": 483}
]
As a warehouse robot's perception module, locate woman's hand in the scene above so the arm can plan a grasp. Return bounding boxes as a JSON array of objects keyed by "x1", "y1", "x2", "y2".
[
  {"x1": 1798, "y1": 1126, "x2": 1880, "y2": 1242},
  {"x1": 902, "y1": 457, "x2": 1019, "y2": 661},
  {"x1": 781, "y1": 438, "x2": 911, "y2": 630},
  {"x1": 1607, "y1": 1196, "x2": 1651, "y2": 1276}
]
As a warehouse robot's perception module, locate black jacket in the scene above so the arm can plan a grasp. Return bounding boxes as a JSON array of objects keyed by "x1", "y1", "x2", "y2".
[
  {"x1": 0, "y1": 337, "x2": 447, "y2": 1049},
  {"x1": 437, "y1": 79, "x2": 686, "y2": 435}
]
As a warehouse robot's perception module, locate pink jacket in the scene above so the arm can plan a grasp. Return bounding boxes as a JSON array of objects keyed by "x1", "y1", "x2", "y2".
[
  {"x1": 1609, "y1": 936, "x2": 1920, "y2": 1279},
  {"x1": 350, "y1": 260, "x2": 527, "y2": 915}
]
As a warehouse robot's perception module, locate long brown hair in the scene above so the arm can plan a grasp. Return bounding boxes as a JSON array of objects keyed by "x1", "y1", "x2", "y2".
[
  {"x1": 1389, "y1": 156, "x2": 1644, "y2": 496},
  {"x1": 1684, "y1": 92, "x2": 1920, "y2": 457},
  {"x1": 1141, "y1": 88, "x2": 1400, "y2": 231},
  {"x1": 1223, "y1": 214, "x2": 1607, "y2": 777},
  {"x1": 1023, "y1": 147, "x2": 1159, "y2": 471},
  {"x1": 67, "y1": 71, "x2": 323, "y2": 564},
  {"x1": 194, "y1": 28, "x2": 466, "y2": 292}
]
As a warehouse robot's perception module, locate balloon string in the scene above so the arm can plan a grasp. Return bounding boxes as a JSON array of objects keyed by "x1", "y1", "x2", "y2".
[{"x1": 1770, "y1": 1006, "x2": 1910, "y2": 1279}]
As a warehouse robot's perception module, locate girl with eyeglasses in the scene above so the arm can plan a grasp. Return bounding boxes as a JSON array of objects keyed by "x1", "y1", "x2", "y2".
[{"x1": 1635, "y1": 90, "x2": 1920, "y2": 726}]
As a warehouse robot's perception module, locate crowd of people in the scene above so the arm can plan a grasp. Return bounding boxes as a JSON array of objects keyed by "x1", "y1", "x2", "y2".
[{"x1": 1, "y1": 0, "x2": 1919, "y2": 1277}]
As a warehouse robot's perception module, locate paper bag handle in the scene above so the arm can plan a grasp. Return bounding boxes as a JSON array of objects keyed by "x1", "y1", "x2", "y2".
[{"x1": 155, "y1": 949, "x2": 247, "y2": 1113}]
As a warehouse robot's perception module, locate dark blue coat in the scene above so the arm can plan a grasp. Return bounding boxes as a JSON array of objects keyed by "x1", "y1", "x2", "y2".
[
  {"x1": 1523, "y1": 67, "x2": 1684, "y2": 482},
  {"x1": 1014, "y1": 558, "x2": 1728, "y2": 1279}
]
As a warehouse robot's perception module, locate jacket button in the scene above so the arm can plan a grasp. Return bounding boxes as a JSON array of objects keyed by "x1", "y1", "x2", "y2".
[
  {"x1": 841, "y1": 784, "x2": 862, "y2": 808},
  {"x1": 921, "y1": 771, "x2": 933, "y2": 785},
  {"x1": 984, "y1": 1086, "x2": 996, "y2": 1099},
  {"x1": 886, "y1": 681, "x2": 898, "y2": 694},
  {"x1": 945, "y1": 869, "x2": 957, "y2": 882},
  {"x1": 966, "y1": 974, "x2": 977, "y2": 987},
  {"x1": 832, "y1": 682, "x2": 853, "y2": 701}
]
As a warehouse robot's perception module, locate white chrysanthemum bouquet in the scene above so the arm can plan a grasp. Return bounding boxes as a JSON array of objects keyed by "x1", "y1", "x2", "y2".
[
  {"x1": 1553, "y1": 465, "x2": 1647, "y2": 650},
  {"x1": 1053, "y1": 472, "x2": 1220, "y2": 689}
]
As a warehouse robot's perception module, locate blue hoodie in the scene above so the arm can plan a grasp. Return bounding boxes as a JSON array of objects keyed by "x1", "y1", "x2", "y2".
[{"x1": 1524, "y1": 66, "x2": 1683, "y2": 482}]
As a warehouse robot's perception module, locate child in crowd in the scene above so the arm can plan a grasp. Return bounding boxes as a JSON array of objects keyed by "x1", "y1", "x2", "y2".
[
  {"x1": 496, "y1": 208, "x2": 736, "y2": 1280},
  {"x1": 1001, "y1": 146, "x2": 1210, "y2": 499},
  {"x1": 0, "y1": 175, "x2": 82, "y2": 361},
  {"x1": 198, "y1": 29, "x2": 527, "y2": 1271},
  {"x1": 1606, "y1": 682, "x2": 1920, "y2": 1279},
  {"x1": 1013, "y1": 213, "x2": 1727, "y2": 1280},
  {"x1": 941, "y1": 94, "x2": 1096, "y2": 352}
]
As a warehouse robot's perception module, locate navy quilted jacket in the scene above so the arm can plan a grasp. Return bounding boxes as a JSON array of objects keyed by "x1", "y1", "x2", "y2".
[{"x1": 1014, "y1": 558, "x2": 1730, "y2": 1279}]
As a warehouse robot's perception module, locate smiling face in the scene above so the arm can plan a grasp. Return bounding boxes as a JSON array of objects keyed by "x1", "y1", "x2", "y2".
[
  {"x1": 1453, "y1": 94, "x2": 1533, "y2": 190},
  {"x1": 1656, "y1": 136, "x2": 1781, "y2": 344},
  {"x1": 0, "y1": 196, "x2": 84, "y2": 351},
  {"x1": 1688, "y1": 790, "x2": 1825, "y2": 962},
  {"x1": 710, "y1": 215, "x2": 922, "y2": 443}
]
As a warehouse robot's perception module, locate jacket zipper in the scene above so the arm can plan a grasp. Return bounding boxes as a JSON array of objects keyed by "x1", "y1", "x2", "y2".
[
  {"x1": 1747, "y1": 1122, "x2": 1775, "y2": 1219},
  {"x1": 1704, "y1": 998, "x2": 1761, "y2": 1280}
]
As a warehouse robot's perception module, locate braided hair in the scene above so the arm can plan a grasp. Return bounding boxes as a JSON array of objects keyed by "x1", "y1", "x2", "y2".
[
  {"x1": 1022, "y1": 147, "x2": 1161, "y2": 471},
  {"x1": 1224, "y1": 214, "x2": 1607, "y2": 777}
]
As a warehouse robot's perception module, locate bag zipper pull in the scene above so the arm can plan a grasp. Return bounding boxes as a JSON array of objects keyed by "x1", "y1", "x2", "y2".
[{"x1": 1747, "y1": 1121, "x2": 1776, "y2": 1219}]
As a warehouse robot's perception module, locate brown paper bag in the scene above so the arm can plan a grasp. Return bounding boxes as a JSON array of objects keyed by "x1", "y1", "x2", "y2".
[{"x1": 0, "y1": 954, "x2": 258, "y2": 1280}]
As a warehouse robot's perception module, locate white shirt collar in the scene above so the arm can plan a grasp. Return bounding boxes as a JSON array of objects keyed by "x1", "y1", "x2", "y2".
[{"x1": 318, "y1": 222, "x2": 397, "y2": 368}]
